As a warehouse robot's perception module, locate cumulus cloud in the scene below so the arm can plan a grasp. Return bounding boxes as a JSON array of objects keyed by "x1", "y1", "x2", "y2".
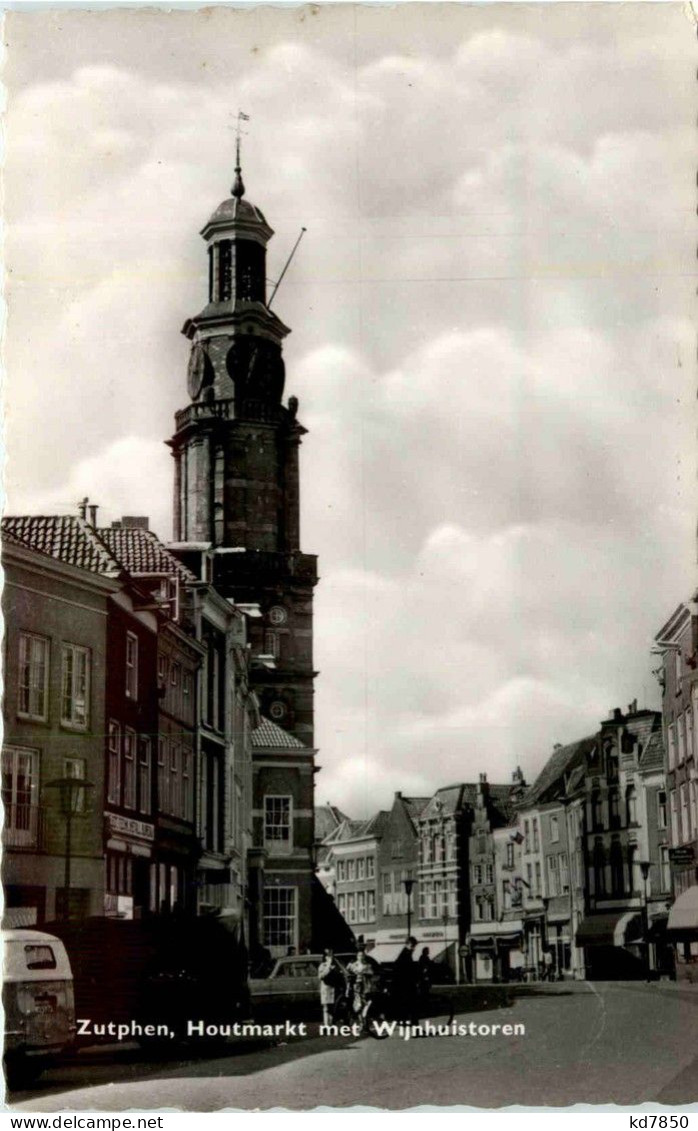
[{"x1": 4, "y1": 7, "x2": 696, "y2": 815}]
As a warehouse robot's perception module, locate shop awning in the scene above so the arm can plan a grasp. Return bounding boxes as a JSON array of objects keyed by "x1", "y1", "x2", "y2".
[
  {"x1": 667, "y1": 887, "x2": 698, "y2": 932},
  {"x1": 575, "y1": 910, "x2": 642, "y2": 947}
]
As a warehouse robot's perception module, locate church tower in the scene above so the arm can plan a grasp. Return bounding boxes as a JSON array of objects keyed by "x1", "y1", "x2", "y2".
[{"x1": 168, "y1": 151, "x2": 318, "y2": 745}]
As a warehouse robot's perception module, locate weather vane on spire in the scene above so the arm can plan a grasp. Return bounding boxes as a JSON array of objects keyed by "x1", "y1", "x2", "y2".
[{"x1": 231, "y1": 110, "x2": 250, "y2": 199}]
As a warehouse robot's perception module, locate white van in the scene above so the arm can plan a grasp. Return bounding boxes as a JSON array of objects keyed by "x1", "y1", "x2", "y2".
[{"x1": 2, "y1": 928, "x2": 76, "y2": 1089}]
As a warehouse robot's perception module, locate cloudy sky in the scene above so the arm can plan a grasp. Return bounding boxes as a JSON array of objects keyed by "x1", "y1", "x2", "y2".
[{"x1": 4, "y1": 4, "x2": 697, "y2": 816}]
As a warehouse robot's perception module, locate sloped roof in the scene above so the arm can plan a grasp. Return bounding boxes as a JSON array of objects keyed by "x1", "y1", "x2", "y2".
[
  {"x1": 251, "y1": 717, "x2": 307, "y2": 750},
  {"x1": 402, "y1": 796, "x2": 431, "y2": 822},
  {"x1": 323, "y1": 811, "x2": 389, "y2": 844},
  {"x1": 639, "y1": 730, "x2": 665, "y2": 773},
  {"x1": 97, "y1": 527, "x2": 197, "y2": 583},
  {"x1": 524, "y1": 736, "x2": 597, "y2": 806},
  {"x1": 314, "y1": 804, "x2": 351, "y2": 842},
  {"x1": 486, "y1": 783, "x2": 521, "y2": 827},
  {"x1": 361, "y1": 810, "x2": 390, "y2": 838},
  {"x1": 2, "y1": 515, "x2": 123, "y2": 575},
  {"x1": 625, "y1": 712, "x2": 660, "y2": 751},
  {"x1": 207, "y1": 195, "x2": 269, "y2": 229},
  {"x1": 420, "y1": 783, "x2": 477, "y2": 820}
]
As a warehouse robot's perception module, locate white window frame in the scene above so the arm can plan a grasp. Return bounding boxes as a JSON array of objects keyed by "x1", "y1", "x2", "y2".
[
  {"x1": 680, "y1": 784, "x2": 690, "y2": 844},
  {"x1": 657, "y1": 790, "x2": 667, "y2": 830},
  {"x1": 18, "y1": 632, "x2": 49, "y2": 722},
  {"x1": 668, "y1": 723, "x2": 677, "y2": 770},
  {"x1": 264, "y1": 795, "x2": 293, "y2": 856},
  {"x1": 1, "y1": 745, "x2": 39, "y2": 846},
  {"x1": 138, "y1": 738, "x2": 151, "y2": 816},
  {"x1": 125, "y1": 632, "x2": 138, "y2": 700},
  {"x1": 61, "y1": 643, "x2": 90, "y2": 730},
  {"x1": 157, "y1": 736, "x2": 168, "y2": 815},
  {"x1": 678, "y1": 714, "x2": 686, "y2": 766},
  {"x1": 670, "y1": 789, "x2": 679, "y2": 845},
  {"x1": 107, "y1": 721, "x2": 121, "y2": 805},
  {"x1": 366, "y1": 856, "x2": 375, "y2": 878},
  {"x1": 123, "y1": 728, "x2": 137, "y2": 810},
  {"x1": 263, "y1": 886, "x2": 297, "y2": 956}
]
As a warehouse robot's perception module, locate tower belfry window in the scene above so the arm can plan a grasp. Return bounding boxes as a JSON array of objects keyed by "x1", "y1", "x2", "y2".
[
  {"x1": 236, "y1": 242, "x2": 265, "y2": 302},
  {"x1": 219, "y1": 241, "x2": 233, "y2": 301}
]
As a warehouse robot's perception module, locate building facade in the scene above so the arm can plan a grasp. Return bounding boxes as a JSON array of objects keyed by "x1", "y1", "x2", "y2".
[
  {"x1": 2, "y1": 537, "x2": 114, "y2": 924},
  {"x1": 250, "y1": 718, "x2": 317, "y2": 958},
  {"x1": 655, "y1": 600, "x2": 698, "y2": 978}
]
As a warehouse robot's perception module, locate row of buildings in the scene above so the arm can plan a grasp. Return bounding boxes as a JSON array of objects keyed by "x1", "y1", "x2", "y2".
[
  {"x1": 1, "y1": 512, "x2": 327, "y2": 959},
  {"x1": 653, "y1": 595, "x2": 698, "y2": 980},
  {"x1": 317, "y1": 701, "x2": 674, "y2": 982}
]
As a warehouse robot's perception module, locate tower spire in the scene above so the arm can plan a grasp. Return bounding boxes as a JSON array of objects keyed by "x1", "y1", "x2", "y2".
[{"x1": 232, "y1": 110, "x2": 249, "y2": 199}]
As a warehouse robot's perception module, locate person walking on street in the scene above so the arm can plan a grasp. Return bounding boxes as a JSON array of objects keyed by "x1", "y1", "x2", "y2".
[
  {"x1": 392, "y1": 936, "x2": 418, "y2": 1022},
  {"x1": 318, "y1": 947, "x2": 344, "y2": 1026},
  {"x1": 543, "y1": 948, "x2": 554, "y2": 983},
  {"x1": 417, "y1": 946, "x2": 432, "y2": 1000},
  {"x1": 346, "y1": 942, "x2": 378, "y2": 1026}
]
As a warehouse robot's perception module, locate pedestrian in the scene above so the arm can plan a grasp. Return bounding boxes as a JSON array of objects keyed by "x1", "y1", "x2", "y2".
[
  {"x1": 318, "y1": 947, "x2": 344, "y2": 1027},
  {"x1": 391, "y1": 936, "x2": 418, "y2": 1021},
  {"x1": 346, "y1": 942, "x2": 378, "y2": 1022},
  {"x1": 543, "y1": 948, "x2": 554, "y2": 982},
  {"x1": 417, "y1": 946, "x2": 432, "y2": 998}
]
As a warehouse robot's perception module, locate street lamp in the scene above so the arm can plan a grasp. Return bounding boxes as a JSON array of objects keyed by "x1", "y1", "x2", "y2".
[
  {"x1": 403, "y1": 875, "x2": 415, "y2": 939},
  {"x1": 638, "y1": 860, "x2": 652, "y2": 983},
  {"x1": 44, "y1": 776, "x2": 94, "y2": 920}
]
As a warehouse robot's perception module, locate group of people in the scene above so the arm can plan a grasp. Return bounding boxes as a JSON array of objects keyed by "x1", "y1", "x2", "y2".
[{"x1": 318, "y1": 937, "x2": 432, "y2": 1027}]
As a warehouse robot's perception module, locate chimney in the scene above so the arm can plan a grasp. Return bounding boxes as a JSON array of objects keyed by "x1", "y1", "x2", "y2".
[
  {"x1": 121, "y1": 516, "x2": 150, "y2": 530},
  {"x1": 628, "y1": 699, "x2": 638, "y2": 714},
  {"x1": 512, "y1": 766, "x2": 525, "y2": 784},
  {"x1": 553, "y1": 743, "x2": 563, "y2": 751},
  {"x1": 88, "y1": 504, "x2": 98, "y2": 528},
  {"x1": 613, "y1": 708, "x2": 623, "y2": 721},
  {"x1": 78, "y1": 497, "x2": 88, "y2": 520},
  {"x1": 395, "y1": 791, "x2": 402, "y2": 799}
]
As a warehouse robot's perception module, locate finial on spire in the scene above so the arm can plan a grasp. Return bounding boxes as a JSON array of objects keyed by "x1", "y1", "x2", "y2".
[{"x1": 232, "y1": 110, "x2": 250, "y2": 199}]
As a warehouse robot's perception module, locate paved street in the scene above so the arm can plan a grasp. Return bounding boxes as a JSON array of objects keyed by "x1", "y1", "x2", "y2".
[{"x1": 8, "y1": 982, "x2": 698, "y2": 1112}]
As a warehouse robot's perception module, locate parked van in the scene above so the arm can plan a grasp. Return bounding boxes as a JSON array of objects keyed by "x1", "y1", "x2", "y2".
[{"x1": 2, "y1": 928, "x2": 76, "y2": 1088}]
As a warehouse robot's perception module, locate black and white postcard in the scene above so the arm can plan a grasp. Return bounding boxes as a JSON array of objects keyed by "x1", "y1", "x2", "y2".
[{"x1": 2, "y1": 1, "x2": 697, "y2": 1115}]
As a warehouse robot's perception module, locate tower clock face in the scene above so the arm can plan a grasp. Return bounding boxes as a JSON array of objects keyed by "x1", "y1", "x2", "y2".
[
  {"x1": 187, "y1": 343, "x2": 209, "y2": 400},
  {"x1": 269, "y1": 606, "x2": 287, "y2": 625},
  {"x1": 270, "y1": 700, "x2": 287, "y2": 721}
]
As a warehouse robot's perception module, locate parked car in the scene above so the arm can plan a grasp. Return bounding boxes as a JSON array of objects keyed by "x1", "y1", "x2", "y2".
[
  {"x1": 250, "y1": 953, "x2": 354, "y2": 1015},
  {"x1": 2, "y1": 928, "x2": 76, "y2": 1089}
]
